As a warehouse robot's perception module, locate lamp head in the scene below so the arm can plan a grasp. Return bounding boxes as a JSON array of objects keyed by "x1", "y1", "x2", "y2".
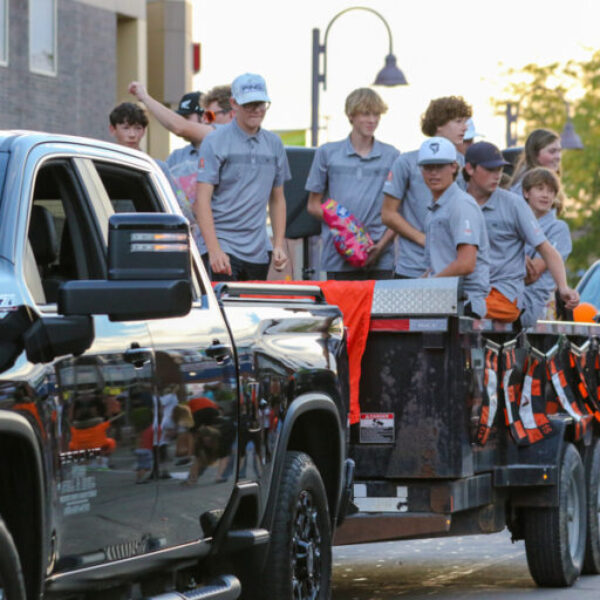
[
  {"x1": 374, "y1": 54, "x2": 407, "y2": 86},
  {"x1": 560, "y1": 119, "x2": 584, "y2": 150}
]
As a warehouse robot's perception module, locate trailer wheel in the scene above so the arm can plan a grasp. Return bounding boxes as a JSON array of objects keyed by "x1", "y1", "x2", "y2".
[
  {"x1": 0, "y1": 516, "x2": 26, "y2": 600},
  {"x1": 263, "y1": 451, "x2": 331, "y2": 600},
  {"x1": 523, "y1": 443, "x2": 586, "y2": 587},
  {"x1": 583, "y1": 439, "x2": 600, "y2": 574}
]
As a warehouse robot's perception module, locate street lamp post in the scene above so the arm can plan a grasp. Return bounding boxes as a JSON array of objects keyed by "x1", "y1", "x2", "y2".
[
  {"x1": 505, "y1": 92, "x2": 584, "y2": 150},
  {"x1": 311, "y1": 6, "x2": 407, "y2": 147}
]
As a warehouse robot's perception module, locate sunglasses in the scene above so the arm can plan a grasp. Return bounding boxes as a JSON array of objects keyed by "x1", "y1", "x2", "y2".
[{"x1": 202, "y1": 109, "x2": 230, "y2": 123}]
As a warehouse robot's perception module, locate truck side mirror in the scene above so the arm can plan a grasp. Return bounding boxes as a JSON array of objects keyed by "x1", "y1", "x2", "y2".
[
  {"x1": 108, "y1": 213, "x2": 191, "y2": 282},
  {"x1": 58, "y1": 213, "x2": 192, "y2": 321}
]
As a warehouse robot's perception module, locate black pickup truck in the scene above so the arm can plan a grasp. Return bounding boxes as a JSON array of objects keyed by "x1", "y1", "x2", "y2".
[{"x1": 0, "y1": 131, "x2": 352, "y2": 600}]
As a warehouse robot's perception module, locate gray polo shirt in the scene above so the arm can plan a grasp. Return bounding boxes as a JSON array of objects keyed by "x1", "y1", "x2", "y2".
[
  {"x1": 521, "y1": 212, "x2": 572, "y2": 327},
  {"x1": 305, "y1": 136, "x2": 399, "y2": 272},
  {"x1": 425, "y1": 182, "x2": 490, "y2": 318},
  {"x1": 477, "y1": 187, "x2": 546, "y2": 307},
  {"x1": 383, "y1": 149, "x2": 465, "y2": 277},
  {"x1": 197, "y1": 119, "x2": 291, "y2": 263}
]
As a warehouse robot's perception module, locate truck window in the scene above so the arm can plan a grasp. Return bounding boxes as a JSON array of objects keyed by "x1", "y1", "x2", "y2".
[
  {"x1": 92, "y1": 161, "x2": 162, "y2": 213},
  {"x1": 89, "y1": 159, "x2": 207, "y2": 299},
  {"x1": 26, "y1": 159, "x2": 104, "y2": 304}
]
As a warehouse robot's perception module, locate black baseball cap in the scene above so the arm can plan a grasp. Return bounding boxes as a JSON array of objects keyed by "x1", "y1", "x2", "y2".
[
  {"x1": 465, "y1": 141, "x2": 510, "y2": 169},
  {"x1": 175, "y1": 91, "x2": 203, "y2": 116}
]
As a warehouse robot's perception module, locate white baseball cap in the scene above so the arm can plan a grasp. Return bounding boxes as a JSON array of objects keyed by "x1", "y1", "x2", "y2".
[
  {"x1": 231, "y1": 73, "x2": 270, "y2": 105},
  {"x1": 417, "y1": 137, "x2": 457, "y2": 166},
  {"x1": 464, "y1": 118, "x2": 482, "y2": 141}
]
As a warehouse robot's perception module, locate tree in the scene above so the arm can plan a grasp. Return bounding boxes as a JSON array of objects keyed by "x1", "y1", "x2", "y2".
[{"x1": 494, "y1": 50, "x2": 600, "y2": 279}]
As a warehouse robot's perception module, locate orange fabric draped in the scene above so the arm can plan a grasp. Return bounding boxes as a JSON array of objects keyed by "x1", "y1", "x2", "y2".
[
  {"x1": 317, "y1": 280, "x2": 375, "y2": 425},
  {"x1": 214, "y1": 280, "x2": 375, "y2": 425}
]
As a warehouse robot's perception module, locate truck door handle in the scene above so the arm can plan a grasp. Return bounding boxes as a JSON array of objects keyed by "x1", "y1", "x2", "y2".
[
  {"x1": 206, "y1": 340, "x2": 231, "y2": 363},
  {"x1": 124, "y1": 345, "x2": 152, "y2": 368}
]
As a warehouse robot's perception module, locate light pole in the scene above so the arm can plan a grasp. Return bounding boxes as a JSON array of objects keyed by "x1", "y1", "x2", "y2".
[
  {"x1": 505, "y1": 93, "x2": 584, "y2": 150},
  {"x1": 311, "y1": 6, "x2": 407, "y2": 147}
]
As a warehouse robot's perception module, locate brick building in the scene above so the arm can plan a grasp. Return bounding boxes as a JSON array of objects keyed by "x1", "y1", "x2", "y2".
[{"x1": 0, "y1": 0, "x2": 195, "y2": 157}]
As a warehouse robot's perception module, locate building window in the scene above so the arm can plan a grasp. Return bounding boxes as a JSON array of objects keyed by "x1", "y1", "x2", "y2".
[
  {"x1": 29, "y1": 0, "x2": 56, "y2": 75},
  {"x1": 0, "y1": 0, "x2": 7, "y2": 66}
]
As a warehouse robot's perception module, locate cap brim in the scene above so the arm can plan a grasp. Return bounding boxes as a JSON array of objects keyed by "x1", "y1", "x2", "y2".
[
  {"x1": 418, "y1": 158, "x2": 456, "y2": 166},
  {"x1": 479, "y1": 159, "x2": 511, "y2": 168},
  {"x1": 176, "y1": 109, "x2": 193, "y2": 116},
  {"x1": 235, "y1": 92, "x2": 271, "y2": 105}
]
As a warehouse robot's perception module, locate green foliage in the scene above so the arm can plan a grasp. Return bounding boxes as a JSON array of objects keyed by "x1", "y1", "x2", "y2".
[{"x1": 493, "y1": 50, "x2": 600, "y2": 281}]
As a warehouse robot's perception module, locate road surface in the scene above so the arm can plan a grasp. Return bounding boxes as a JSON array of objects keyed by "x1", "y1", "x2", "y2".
[{"x1": 333, "y1": 530, "x2": 600, "y2": 598}]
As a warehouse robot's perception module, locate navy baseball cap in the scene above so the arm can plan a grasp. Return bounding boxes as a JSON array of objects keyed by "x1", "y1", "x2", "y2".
[
  {"x1": 176, "y1": 91, "x2": 203, "y2": 116},
  {"x1": 465, "y1": 141, "x2": 510, "y2": 168}
]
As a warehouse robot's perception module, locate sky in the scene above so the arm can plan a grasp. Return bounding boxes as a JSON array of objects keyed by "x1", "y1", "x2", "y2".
[{"x1": 190, "y1": 0, "x2": 598, "y2": 152}]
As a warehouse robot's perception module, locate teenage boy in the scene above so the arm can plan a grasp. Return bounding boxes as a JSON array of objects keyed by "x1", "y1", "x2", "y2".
[
  {"x1": 108, "y1": 102, "x2": 202, "y2": 249},
  {"x1": 419, "y1": 137, "x2": 490, "y2": 319},
  {"x1": 463, "y1": 141, "x2": 579, "y2": 321},
  {"x1": 202, "y1": 85, "x2": 235, "y2": 125},
  {"x1": 108, "y1": 101, "x2": 148, "y2": 150},
  {"x1": 382, "y1": 96, "x2": 471, "y2": 278},
  {"x1": 195, "y1": 73, "x2": 290, "y2": 281},
  {"x1": 305, "y1": 88, "x2": 399, "y2": 280}
]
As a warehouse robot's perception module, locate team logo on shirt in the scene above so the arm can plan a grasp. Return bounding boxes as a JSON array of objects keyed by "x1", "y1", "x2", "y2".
[
  {"x1": 464, "y1": 219, "x2": 473, "y2": 235},
  {"x1": 387, "y1": 170, "x2": 393, "y2": 182},
  {"x1": 199, "y1": 158, "x2": 205, "y2": 170}
]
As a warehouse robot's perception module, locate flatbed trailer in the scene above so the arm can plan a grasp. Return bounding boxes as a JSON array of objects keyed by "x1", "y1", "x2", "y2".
[{"x1": 334, "y1": 277, "x2": 600, "y2": 588}]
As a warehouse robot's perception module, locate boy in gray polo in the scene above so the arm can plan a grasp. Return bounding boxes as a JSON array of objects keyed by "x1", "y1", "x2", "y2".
[
  {"x1": 382, "y1": 96, "x2": 472, "y2": 278},
  {"x1": 419, "y1": 137, "x2": 490, "y2": 318},
  {"x1": 196, "y1": 73, "x2": 290, "y2": 281},
  {"x1": 305, "y1": 88, "x2": 399, "y2": 280},
  {"x1": 463, "y1": 141, "x2": 578, "y2": 322}
]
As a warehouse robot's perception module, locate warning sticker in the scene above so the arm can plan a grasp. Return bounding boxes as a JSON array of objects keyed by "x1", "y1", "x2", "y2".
[{"x1": 359, "y1": 413, "x2": 395, "y2": 443}]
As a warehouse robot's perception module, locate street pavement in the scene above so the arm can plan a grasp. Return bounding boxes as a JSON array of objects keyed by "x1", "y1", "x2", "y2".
[{"x1": 333, "y1": 530, "x2": 600, "y2": 598}]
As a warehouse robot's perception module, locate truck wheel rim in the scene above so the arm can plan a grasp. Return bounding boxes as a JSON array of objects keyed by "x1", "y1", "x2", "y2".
[
  {"x1": 567, "y1": 474, "x2": 582, "y2": 558},
  {"x1": 292, "y1": 490, "x2": 321, "y2": 600}
]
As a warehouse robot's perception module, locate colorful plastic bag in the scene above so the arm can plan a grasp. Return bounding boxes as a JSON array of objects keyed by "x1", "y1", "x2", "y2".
[{"x1": 321, "y1": 199, "x2": 373, "y2": 267}]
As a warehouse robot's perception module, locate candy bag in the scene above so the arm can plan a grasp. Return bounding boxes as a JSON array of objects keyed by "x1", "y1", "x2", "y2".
[{"x1": 321, "y1": 198, "x2": 373, "y2": 267}]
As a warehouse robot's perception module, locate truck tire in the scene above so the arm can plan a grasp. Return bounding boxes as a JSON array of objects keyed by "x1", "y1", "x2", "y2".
[
  {"x1": 263, "y1": 451, "x2": 331, "y2": 600},
  {"x1": 583, "y1": 439, "x2": 600, "y2": 574},
  {"x1": 0, "y1": 516, "x2": 26, "y2": 600},
  {"x1": 523, "y1": 443, "x2": 586, "y2": 587}
]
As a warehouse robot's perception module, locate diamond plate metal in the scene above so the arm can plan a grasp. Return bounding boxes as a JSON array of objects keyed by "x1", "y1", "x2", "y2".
[{"x1": 371, "y1": 279, "x2": 460, "y2": 316}]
